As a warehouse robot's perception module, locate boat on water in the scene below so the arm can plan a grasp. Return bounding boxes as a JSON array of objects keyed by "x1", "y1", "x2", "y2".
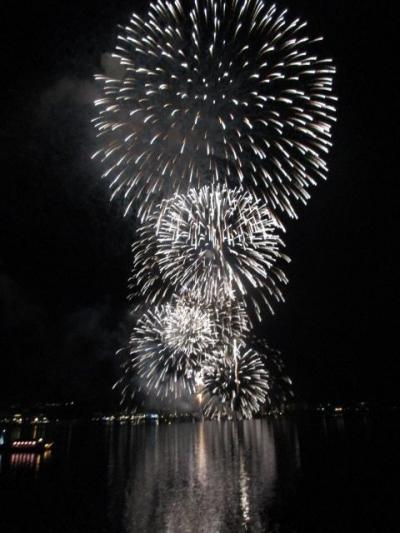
[{"x1": 0, "y1": 431, "x2": 53, "y2": 453}]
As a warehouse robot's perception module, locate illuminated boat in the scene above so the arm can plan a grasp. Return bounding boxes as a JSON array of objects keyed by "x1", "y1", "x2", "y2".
[{"x1": 0, "y1": 437, "x2": 53, "y2": 453}]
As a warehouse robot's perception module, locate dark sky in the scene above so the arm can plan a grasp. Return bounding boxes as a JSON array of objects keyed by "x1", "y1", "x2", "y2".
[{"x1": 0, "y1": 0, "x2": 398, "y2": 408}]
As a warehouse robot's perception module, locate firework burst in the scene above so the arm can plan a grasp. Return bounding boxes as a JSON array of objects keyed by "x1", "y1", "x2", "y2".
[
  {"x1": 201, "y1": 342, "x2": 269, "y2": 419},
  {"x1": 93, "y1": 0, "x2": 336, "y2": 418},
  {"x1": 93, "y1": 0, "x2": 336, "y2": 219},
  {"x1": 129, "y1": 301, "x2": 215, "y2": 398},
  {"x1": 131, "y1": 185, "x2": 289, "y2": 316}
]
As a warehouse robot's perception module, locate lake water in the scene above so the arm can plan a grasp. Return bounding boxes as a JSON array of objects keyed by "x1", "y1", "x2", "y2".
[{"x1": 0, "y1": 415, "x2": 398, "y2": 532}]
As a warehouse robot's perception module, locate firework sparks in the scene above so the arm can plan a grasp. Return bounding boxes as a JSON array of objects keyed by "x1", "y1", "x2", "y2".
[
  {"x1": 178, "y1": 289, "x2": 250, "y2": 346},
  {"x1": 113, "y1": 347, "x2": 139, "y2": 407},
  {"x1": 93, "y1": 0, "x2": 336, "y2": 219},
  {"x1": 251, "y1": 338, "x2": 294, "y2": 409}
]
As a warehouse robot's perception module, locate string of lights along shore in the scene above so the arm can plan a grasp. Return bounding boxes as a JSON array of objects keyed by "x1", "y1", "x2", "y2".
[{"x1": 93, "y1": 0, "x2": 337, "y2": 419}]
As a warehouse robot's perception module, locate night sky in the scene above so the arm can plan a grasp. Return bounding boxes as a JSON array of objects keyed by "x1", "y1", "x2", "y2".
[{"x1": 1, "y1": 0, "x2": 398, "y2": 408}]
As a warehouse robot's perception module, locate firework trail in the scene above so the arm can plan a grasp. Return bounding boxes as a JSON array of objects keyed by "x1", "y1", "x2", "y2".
[
  {"x1": 130, "y1": 184, "x2": 290, "y2": 318},
  {"x1": 93, "y1": 0, "x2": 336, "y2": 220}
]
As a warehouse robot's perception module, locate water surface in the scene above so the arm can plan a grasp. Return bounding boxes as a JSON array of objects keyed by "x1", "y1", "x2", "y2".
[{"x1": 0, "y1": 415, "x2": 398, "y2": 532}]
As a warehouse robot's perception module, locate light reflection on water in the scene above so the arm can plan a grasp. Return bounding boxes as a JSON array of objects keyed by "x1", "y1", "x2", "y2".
[
  {"x1": 106, "y1": 420, "x2": 301, "y2": 533},
  {"x1": 1, "y1": 415, "x2": 397, "y2": 533},
  {"x1": 0, "y1": 424, "x2": 52, "y2": 474}
]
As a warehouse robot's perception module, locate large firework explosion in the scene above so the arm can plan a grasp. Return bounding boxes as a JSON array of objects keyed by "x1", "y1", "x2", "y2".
[
  {"x1": 92, "y1": 0, "x2": 336, "y2": 417},
  {"x1": 93, "y1": 0, "x2": 336, "y2": 220},
  {"x1": 130, "y1": 184, "x2": 290, "y2": 316}
]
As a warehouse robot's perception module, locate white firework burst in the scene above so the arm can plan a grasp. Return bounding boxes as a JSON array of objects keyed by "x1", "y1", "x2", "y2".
[
  {"x1": 93, "y1": 0, "x2": 336, "y2": 219},
  {"x1": 131, "y1": 185, "x2": 289, "y2": 317},
  {"x1": 201, "y1": 342, "x2": 270, "y2": 419},
  {"x1": 162, "y1": 296, "x2": 215, "y2": 356},
  {"x1": 129, "y1": 300, "x2": 215, "y2": 398}
]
